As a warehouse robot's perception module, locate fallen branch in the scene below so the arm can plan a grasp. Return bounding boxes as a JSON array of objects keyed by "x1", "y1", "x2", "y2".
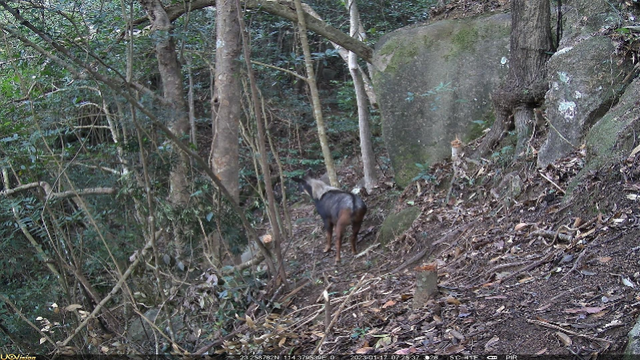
[
  {"x1": 59, "y1": 240, "x2": 153, "y2": 347},
  {"x1": 0, "y1": 181, "x2": 116, "y2": 200},
  {"x1": 499, "y1": 249, "x2": 561, "y2": 283},
  {"x1": 527, "y1": 319, "x2": 612, "y2": 343},
  {"x1": 313, "y1": 274, "x2": 367, "y2": 354},
  {"x1": 538, "y1": 171, "x2": 566, "y2": 194}
]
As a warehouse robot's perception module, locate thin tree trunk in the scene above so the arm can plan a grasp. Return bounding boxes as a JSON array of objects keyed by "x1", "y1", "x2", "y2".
[
  {"x1": 211, "y1": 0, "x2": 242, "y2": 202},
  {"x1": 347, "y1": 0, "x2": 377, "y2": 192},
  {"x1": 293, "y1": 0, "x2": 338, "y2": 186},
  {"x1": 235, "y1": 0, "x2": 288, "y2": 287}
]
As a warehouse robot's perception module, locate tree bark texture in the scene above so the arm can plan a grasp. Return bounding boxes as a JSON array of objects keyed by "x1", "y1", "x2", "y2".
[
  {"x1": 211, "y1": 0, "x2": 242, "y2": 202},
  {"x1": 475, "y1": 0, "x2": 552, "y2": 158},
  {"x1": 293, "y1": 0, "x2": 338, "y2": 187},
  {"x1": 139, "y1": 0, "x2": 191, "y2": 206}
]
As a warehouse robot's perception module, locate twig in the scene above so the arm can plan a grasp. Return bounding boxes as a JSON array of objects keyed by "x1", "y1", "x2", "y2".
[
  {"x1": 538, "y1": 171, "x2": 566, "y2": 194},
  {"x1": 59, "y1": 239, "x2": 153, "y2": 347},
  {"x1": 499, "y1": 249, "x2": 561, "y2": 283},
  {"x1": 313, "y1": 274, "x2": 367, "y2": 355},
  {"x1": 0, "y1": 294, "x2": 57, "y2": 348},
  {"x1": 389, "y1": 221, "x2": 478, "y2": 274},
  {"x1": 527, "y1": 319, "x2": 612, "y2": 343}
]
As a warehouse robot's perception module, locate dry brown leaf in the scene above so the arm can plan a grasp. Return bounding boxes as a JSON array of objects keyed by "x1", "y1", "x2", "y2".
[
  {"x1": 443, "y1": 344, "x2": 465, "y2": 354},
  {"x1": 555, "y1": 331, "x2": 572, "y2": 346},
  {"x1": 356, "y1": 347, "x2": 374, "y2": 354},
  {"x1": 382, "y1": 300, "x2": 396, "y2": 308},
  {"x1": 577, "y1": 228, "x2": 596, "y2": 238},
  {"x1": 597, "y1": 256, "x2": 612, "y2": 263},
  {"x1": 278, "y1": 337, "x2": 286, "y2": 347},
  {"x1": 394, "y1": 347, "x2": 417, "y2": 355},
  {"x1": 535, "y1": 348, "x2": 548, "y2": 355},
  {"x1": 446, "y1": 296, "x2": 461, "y2": 305},
  {"x1": 245, "y1": 315, "x2": 255, "y2": 329},
  {"x1": 564, "y1": 306, "x2": 605, "y2": 314},
  {"x1": 65, "y1": 304, "x2": 83, "y2": 312},
  {"x1": 514, "y1": 223, "x2": 530, "y2": 231}
]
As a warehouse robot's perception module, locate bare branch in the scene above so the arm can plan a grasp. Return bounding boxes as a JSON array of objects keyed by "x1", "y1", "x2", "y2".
[{"x1": 0, "y1": 181, "x2": 116, "y2": 200}]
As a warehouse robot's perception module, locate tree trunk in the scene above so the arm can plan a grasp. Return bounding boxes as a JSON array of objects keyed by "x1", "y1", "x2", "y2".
[
  {"x1": 347, "y1": 0, "x2": 377, "y2": 192},
  {"x1": 211, "y1": 0, "x2": 242, "y2": 202},
  {"x1": 235, "y1": 0, "x2": 288, "y2": 287},
  {"x1": 139, "y1": 0, "x2": 190, "y2": 207},
  {"x1": 474, "y1": 0, "x2": 552, "y2": 159},
  {"x1": 293, "y1": 0, "x2": 338, "y2": 187}
]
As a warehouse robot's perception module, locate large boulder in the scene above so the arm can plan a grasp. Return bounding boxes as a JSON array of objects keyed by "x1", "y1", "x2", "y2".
[
  {"x1": 372, "y1": 13, "x2": 511, "y2": 187},
  {"x1": 537, "y1": 1, "x2": 634, "y2": 167}
]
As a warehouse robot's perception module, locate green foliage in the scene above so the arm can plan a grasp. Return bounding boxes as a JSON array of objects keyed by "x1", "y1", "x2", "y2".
[
  {"x1": 351, "y1": 326, "x2": 370, "y2": 339},
  {"x1": 412, "y1": 162, "x2": 437, "y2": 183}
]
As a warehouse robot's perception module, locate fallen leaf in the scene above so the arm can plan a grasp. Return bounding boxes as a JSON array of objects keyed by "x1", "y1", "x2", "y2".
[
  {"x1": 597, "y1": 257, "x2": 612, "y2": 263},
  {"x1": 535, "y1": 348, "x2": 548, "y2": 355},
  {"x1": 394, "y1": 347, "x2": 417, "y2": 355},
  {"x1": 536, "y1": 303, "x2": 552, "y2": 311},
  {"x1": 622, "y1": 276, "x2": 636, "y2": 288},
  {"x1": 375, "y1": 335, "x2": 392, "y2": 348},
  {"x1": 446, "y1": 296, "x2": 461, "y2": 305},
  {"x1": 356, "y1": 347, "x2": 374, "y2": 354},
  {"x1": 382, "y1": 300, "x2": 396, "y2": 308},
  {"x1": 65, "y1": 304, "x2": 83, "y2": 312},
  {"x1": 556, "y1": 332, "x2": 572, "y2": 346},
  {"x1": 484, "y1": 335, "x2": 499, "y2": 350},
  {"x1": 564, "y1": 306, "x2": 605, "y2": 314},
  {"x1": 577, "y1": 228, "x2": 596, "y2": 238},
  {"x1": 443, "y1": 344, "x2": 465, "y2": 354},
  {"x1": 514, "y1": 223, "x2": 530, "y2": 231}
]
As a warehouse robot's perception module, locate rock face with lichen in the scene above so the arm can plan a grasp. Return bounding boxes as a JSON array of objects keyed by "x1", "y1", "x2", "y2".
[
  {"x1": 537, "y1": 0, "x2": 634, "y2": 167},
  {"x1": 372, "y1": 13, "x2": 511, "y2": 188}
]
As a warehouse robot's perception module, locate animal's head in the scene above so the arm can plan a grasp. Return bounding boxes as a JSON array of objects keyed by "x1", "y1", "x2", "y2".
[{"x1": 292, "y1": 176, "x2": 337, "y2": 201}]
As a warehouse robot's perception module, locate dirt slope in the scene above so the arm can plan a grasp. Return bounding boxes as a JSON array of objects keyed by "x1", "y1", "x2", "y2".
[{"x1": 228, "y1": 140, "x2": 640, "y2": 356}]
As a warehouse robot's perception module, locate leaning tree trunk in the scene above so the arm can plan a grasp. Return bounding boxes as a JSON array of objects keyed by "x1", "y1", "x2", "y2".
[
  {"x1": 475, "y1": 0, "x2": 552, "y2": 159},
  {"x1": 293, "y1": 0, "x2": 338, "y2": 187},
  {"x1": 211, "y1": 0, "x2": 242, "y2": 202}
]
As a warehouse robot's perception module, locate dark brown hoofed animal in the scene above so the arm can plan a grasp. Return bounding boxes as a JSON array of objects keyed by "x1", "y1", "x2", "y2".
[{"x1": 293, "y1": 176, "x2": 367, "y2": 263}]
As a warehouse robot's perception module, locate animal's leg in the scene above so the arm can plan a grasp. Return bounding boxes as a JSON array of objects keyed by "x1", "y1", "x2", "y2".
[
  {"x1": 351, "y1": 221, "x2": 362, "y2": 254},
  {"x1": 335, "y1": 210, "x2": 352, "y2": 263},
  {"x1": 324, "y1": 222, "x2": 333, "y2": 253}
]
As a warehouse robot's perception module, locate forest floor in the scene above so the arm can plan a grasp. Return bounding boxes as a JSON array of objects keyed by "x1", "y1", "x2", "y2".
[{"x1": 231, "y1": 132, "x2": 640, "y2": 357}]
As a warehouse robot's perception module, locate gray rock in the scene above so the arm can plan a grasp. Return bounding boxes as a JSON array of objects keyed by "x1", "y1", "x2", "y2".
[
  {"x1": 372, "y1": 13, "x2": 511, "y2": 187},
  {"x1": 537, "y1": 36, "x2": 632, "y2": 167}
]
